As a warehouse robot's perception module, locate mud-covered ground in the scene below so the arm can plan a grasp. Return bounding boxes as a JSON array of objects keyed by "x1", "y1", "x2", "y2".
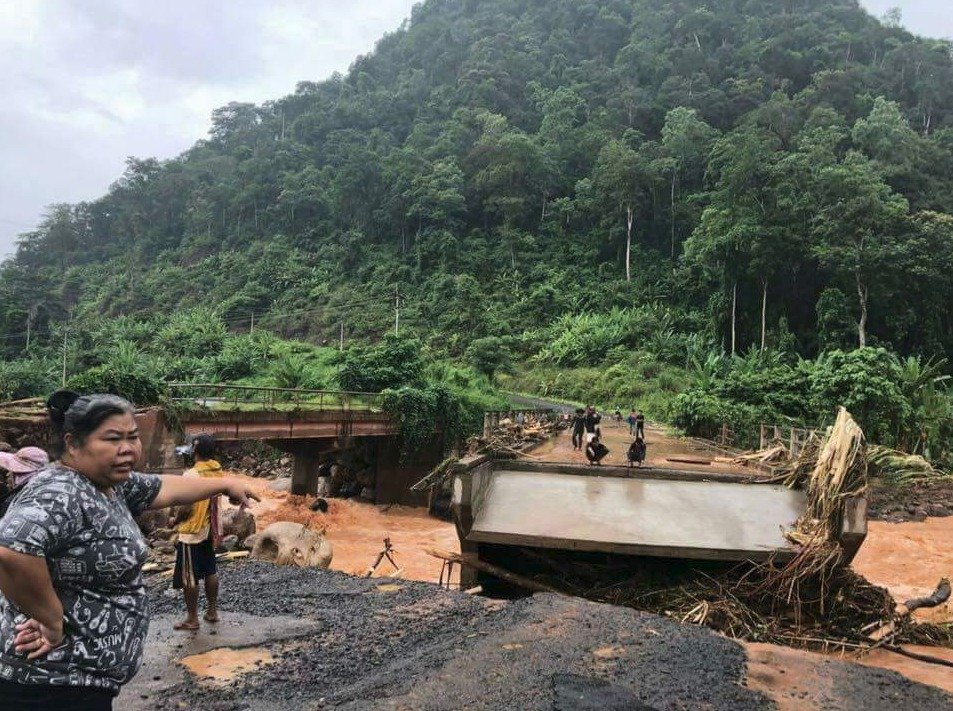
[
  {"x1": 868, "y1": 477, "x2": 953, "y2": 522},
  {"x1": 133, "y1": 563, "x2": 953, "y2": 710}
]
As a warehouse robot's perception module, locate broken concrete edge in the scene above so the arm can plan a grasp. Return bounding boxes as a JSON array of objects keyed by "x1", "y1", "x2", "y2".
[{"x1": 838, "y1": 495, "x2": 868, "y2": 564}]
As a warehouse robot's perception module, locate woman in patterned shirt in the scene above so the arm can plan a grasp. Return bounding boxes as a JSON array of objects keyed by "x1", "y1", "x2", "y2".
[{"x1": 0, "y1": 391, "x2": 260, "y2": 710}]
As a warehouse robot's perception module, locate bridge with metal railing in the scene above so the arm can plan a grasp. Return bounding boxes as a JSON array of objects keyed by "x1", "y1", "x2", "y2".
[
  {"x1": 168, "y1": 383, "x2": 394, "y2": 442},
  {"x1": 166, "y1": 383, "x2": 414, "y2": 499}
]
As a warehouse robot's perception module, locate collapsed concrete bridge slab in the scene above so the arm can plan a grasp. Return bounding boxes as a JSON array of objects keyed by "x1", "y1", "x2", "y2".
[{"x1": 452, "y1": 458, "x2": 867, "y2": 590}]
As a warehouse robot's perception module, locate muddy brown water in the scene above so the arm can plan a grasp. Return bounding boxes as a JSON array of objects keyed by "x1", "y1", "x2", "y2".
[
  {"x1": 852, "y1": 517, "x2": 953, "y2": 624},
  {"x1": 228, "y1": 473, "x2": 461, "y2": 586},
  {"x1": 179, "y1": 646, "x2": 275, "y2": 683}
]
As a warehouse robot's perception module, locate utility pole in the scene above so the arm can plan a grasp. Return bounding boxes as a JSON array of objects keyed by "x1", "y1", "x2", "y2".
[
  {"x1": 250, "y1": 312, "x2": 255, "y2": 334},
  {"x1": 25, "y1": 301, "x2": 40, "y2": 353},
  {"x1": 394, "y1": 290, "x2": 400, "y2": 336},
  {"x1": 339, "y1": 321, "x2": 344, "y2": 351},
  {"x1": 61, "y1": 324, "x2": 68, "y2": 387}
]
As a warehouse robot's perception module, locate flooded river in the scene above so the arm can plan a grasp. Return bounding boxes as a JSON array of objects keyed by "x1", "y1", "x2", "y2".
[{"x1": 233, "y1": 474, "x2": 461, "y2": 585}]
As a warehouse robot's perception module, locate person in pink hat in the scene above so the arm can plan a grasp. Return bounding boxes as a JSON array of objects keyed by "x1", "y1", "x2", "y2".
[{"x1": 0, "y1": 447, "x2": 50, "y2": 491}]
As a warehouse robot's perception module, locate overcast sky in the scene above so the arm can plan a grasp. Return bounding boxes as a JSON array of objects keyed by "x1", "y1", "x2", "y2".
[{"x1": 0, "y1": 1, "x2": 949, "y2": 259}]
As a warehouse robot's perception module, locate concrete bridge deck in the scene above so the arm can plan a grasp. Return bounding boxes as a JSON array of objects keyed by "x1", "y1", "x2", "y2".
[
  {"x1": 452, "y1": 459, "x2": 867, "y2": 589},
  {"x1": 178, "y1": 408, "x2": 396, "y2": 441}
]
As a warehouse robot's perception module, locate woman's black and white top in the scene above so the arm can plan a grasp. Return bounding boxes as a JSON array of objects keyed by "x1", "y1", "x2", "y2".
[{"x1": 0, "y1": 465, "x2": 161, "y2": 692}]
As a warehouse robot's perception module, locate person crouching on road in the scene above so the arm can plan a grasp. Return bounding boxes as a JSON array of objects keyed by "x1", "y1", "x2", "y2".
[
  {"x1": 0, "y1": 391, "x2": 260, "y2": 710},
  {"x1": 585, "y1": 435, "x2": 609, "y2": 466},
  {"x1": 627, "y1": 437, "x2": 647, "y2": 468},
  {"x1": 171, "y1": 434, "x2": 225, "y2": 631}
]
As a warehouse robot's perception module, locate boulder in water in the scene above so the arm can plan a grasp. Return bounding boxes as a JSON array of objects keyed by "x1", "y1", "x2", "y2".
[{"x1": 246, "y1": 521, "x2": 333, "y2": 568}]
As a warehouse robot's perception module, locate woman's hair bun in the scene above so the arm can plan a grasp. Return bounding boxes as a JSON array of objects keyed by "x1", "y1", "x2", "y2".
[{"x1": 46, "y1": 390, "x2": 81, "y2": 425}]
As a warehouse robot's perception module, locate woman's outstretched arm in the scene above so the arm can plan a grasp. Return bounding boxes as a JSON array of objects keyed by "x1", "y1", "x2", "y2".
[{"x1": 148, "y1": 475, "x2": 260, "y2": 510}]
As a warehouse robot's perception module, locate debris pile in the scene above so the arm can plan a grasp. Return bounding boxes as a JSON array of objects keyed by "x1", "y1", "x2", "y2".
[
  {"x1": 729, "y1": 442, "x2": 789, "y2": 467},
  {"x1": 466, "y1": 412, "x2": 566, "y2": 458},
  {"x1": 220, "y1": 449, "x2": 292, "y2": 479},
  {"x1": 867, "y1": 445, "x2": 952, "y2": 486},
  {"x1": 0, "y1": 398, "x2": 49, "y2": 450},
  {"x1": 411, "y1": 411, "x2": 565, "y2": 496}
]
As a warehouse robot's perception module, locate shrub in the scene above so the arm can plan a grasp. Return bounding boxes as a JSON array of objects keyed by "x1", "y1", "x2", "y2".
[
  {"x1": 338, "y1": 334, "x2": 425, "y2": 392},
  {"x1": 382, "y1": 384, "x2": 480, "y2": 459},
  {"x1": 0, "y1": 359, "x2": 57, "y2": 401},
  {"x1": 809, "y1": 348, "x2": 911, "y2": 445},
  {"x1": 67, "y1": 364, "x2": 166, "y2": 406},
  {"x1": 537, "y1": 310, "x2": 629, "y2": 366},
  {"x1": 155, "y1": 308, "x2": 227, "y2": 359},
  {"x1": 213, "y1": 334, "x2": 268, "y2": 381}
]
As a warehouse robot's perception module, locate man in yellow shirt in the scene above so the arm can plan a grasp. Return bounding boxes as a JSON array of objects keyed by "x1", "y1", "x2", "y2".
[{"x1": 172, "y1": 434, "x2": 224, "y2": 631}]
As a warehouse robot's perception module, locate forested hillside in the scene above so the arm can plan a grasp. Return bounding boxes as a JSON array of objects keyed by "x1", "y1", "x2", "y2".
[{"x1": 1, "y1": 0, "x2": 952, "y2": 459}]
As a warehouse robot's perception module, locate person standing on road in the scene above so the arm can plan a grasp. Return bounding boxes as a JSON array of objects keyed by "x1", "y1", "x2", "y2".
[
  {"x1": 635, "y1": 410, "x2": 646, "y2": 439},
  {"x1": 626, "y1": 410, "x2": 637, "y2": 435},
  {"x1": 571, "y1": 408, "x2": 586, "y2": 450},
  {"x1": 0, "y1": 391, "x2": 259, "y2": 710},
  {"x1": 171, "y1": 434, "x2": 225, "y2": 632},
  {"x1": 584, "y1": 406, "x2": 602, "y2": 441}
]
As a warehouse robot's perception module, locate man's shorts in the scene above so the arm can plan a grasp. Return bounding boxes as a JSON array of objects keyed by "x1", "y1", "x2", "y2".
[{"x1": 173, "y1": 536, "x2": 217, "y2": 589}]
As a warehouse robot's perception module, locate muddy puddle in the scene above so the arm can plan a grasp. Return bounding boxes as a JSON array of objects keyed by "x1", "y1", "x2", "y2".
[{"x1": 179, "y1": 646, "x2": 275, "y2": 684}]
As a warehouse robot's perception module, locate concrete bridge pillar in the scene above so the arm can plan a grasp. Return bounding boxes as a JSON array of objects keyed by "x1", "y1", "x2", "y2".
[
  {"x1": 267, "y1": 438, "x2": 336, "y2": 496},
  {"x1": 291, "y1": 453, "x2": 321, "y2": 496}
]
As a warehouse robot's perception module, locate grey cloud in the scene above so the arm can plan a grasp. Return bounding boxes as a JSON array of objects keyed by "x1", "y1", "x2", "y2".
[
  {"x1": 0, "y1": 0, "x2": 417, "y2": 257},
  {"x1": 861, "y1": 0, "x2": 953, "y2": 38},
  {"x1": 42, "y1": 1, "x2": 268, "y2": 83}
]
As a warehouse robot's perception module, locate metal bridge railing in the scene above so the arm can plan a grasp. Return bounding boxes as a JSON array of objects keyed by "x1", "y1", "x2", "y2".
[{"x1": 167, "y1": 383, "x2": 384, "y2": 412}]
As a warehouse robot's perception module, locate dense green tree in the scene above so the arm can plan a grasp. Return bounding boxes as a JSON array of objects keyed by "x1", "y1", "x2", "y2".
[
  {"x1": 2, "y1": 0, "x2": 953, "y2": 378},
  {"x1": 810, "y1": 153, "x2": 908, "y2": 347},
  {"x1": 660, "y1": 107, "x2": 717, "y2": 258},
  {"x1": 591, "y1": 137, "x2": 650, "y2": 282}
]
